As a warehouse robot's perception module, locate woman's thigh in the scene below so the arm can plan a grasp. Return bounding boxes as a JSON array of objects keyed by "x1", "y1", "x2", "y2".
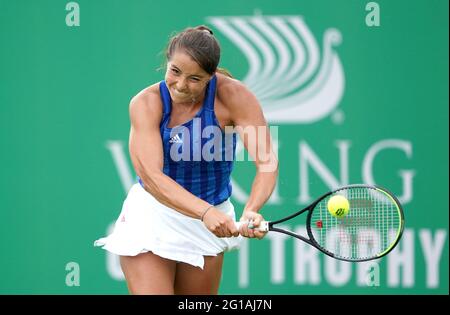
[
  {"x1": 174, "y1": 253, "x2": 224, "y2": 295},
  {"x1": 120, "y1": 251, "x2": 177, "y2": 295}
]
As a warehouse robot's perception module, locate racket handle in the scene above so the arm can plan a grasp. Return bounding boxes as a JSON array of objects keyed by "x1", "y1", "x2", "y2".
[{"x1": 235, "y1": 220, "x2": 269, "y2": 232}]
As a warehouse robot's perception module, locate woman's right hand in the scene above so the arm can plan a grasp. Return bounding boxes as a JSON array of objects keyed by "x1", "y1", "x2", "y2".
[{"x1": 202, "y1": 207, "x2": 240, "y2": 238}]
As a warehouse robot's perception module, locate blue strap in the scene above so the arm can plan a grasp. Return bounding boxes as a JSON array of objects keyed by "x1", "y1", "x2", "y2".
[
  {"x1": 204, "y1": 75, "x2": 217, "y2": 111},
  {"x1": 159, "y1": 81, "x2": 171, "y2": 114}
]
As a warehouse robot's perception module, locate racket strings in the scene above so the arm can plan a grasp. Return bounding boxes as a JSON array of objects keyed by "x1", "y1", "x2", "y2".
[{"x1": 311, "y1": 186, "x2": 402, "y2": 261}]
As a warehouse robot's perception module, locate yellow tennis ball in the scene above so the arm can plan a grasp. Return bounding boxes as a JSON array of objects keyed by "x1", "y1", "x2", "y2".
[{"x1": 327, "y1": 195, "x2": 350, "y2": 218}]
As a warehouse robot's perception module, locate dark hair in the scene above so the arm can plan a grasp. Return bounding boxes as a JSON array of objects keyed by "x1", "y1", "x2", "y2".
[{"x1": 166, "y1": 25, "x2": 220, "y2": 75}]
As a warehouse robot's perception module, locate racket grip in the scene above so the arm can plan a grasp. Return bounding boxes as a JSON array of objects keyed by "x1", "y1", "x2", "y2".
[{"x1": 235, "y1": 220, "x2": 269, "y2": 232}]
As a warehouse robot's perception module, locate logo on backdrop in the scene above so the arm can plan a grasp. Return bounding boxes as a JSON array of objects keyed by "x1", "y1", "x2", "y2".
[{"x1": 207, "y1": 15, "x2": 345, "y2": 123}]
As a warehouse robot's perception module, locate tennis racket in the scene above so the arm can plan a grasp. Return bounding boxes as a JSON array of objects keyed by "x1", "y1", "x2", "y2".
[{"x1": 236, "y1": 184, "x2": 405, "y2": 262}]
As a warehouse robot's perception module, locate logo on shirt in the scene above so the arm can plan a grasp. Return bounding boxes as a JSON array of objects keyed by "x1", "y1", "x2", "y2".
[{"x1": 169, "y1": 134, "x2": 183, "y2": 144}]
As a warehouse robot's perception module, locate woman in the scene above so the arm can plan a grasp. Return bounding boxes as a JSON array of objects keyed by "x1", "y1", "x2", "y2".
[{"x1": 95, "y1": 25, "x2": 278, "y2": 294}]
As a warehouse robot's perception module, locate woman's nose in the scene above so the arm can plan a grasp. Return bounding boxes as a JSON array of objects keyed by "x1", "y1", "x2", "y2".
[{"x1": 176, "y1": 78, "x2": 187, "y2": 91}]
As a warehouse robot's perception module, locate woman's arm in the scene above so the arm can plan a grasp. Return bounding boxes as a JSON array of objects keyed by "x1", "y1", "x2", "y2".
[
  {"x1": 221, "y1": 79, "x2": 279, "y2": 238},
  {"x1": 128, "y1": 89, "x2": 238, "y2": 237}
]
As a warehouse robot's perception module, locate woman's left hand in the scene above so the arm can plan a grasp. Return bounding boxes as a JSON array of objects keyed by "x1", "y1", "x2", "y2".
[{"x1": 238, "y1": 210, "x2": 267, "y2": 239}]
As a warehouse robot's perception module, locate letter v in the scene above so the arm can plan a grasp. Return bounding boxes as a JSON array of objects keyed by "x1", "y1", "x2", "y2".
[{"x1": 106, "y1": 140, "x2": 135, "y2": 193}]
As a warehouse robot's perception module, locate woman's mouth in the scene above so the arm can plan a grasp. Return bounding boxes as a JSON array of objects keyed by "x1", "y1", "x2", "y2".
[{"x1": 172, "y1": 88, "x2": 189, "y2": 98}]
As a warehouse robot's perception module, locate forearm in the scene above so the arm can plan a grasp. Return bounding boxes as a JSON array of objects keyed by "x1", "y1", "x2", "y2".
[
  {"x1": 139, "y1": 171, "x2": 211, "y2": 219},
  {"x1": 244, "y1": 168, "x2": 278, "y2": 213}
]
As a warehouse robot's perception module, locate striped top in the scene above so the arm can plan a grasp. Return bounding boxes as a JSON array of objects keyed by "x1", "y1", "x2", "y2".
[{"x1": 139, "y1": 75, "x2": 237, "y2": 205}]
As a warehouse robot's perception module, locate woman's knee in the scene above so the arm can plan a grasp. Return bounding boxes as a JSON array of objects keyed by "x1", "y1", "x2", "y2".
[
  {"x1": 120, "y1": 252, "x2": 177, "y2": 295},
  {"x1": 174, "y1": 253, "x2": 224, "y2": 295}
]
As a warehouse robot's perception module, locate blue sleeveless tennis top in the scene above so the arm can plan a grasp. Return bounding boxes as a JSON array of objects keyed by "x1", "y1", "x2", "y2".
[{"x1": 139, "y1": 75, "x2": 236, "y2": 205}]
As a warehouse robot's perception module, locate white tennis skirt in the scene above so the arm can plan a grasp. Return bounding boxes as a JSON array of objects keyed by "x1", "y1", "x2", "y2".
[{"x1": 94, "y1": 183, "x2": 242, "y2": 269}]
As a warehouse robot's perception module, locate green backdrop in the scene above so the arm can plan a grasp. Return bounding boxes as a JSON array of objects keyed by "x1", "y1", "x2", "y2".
[{"x1": 0, "y1": 0, "x2": 448, "y2": 294}]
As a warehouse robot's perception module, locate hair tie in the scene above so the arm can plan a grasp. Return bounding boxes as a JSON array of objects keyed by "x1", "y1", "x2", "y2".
[{"x1": 201, "y1": 205, "x2": 213, "y2": 221}]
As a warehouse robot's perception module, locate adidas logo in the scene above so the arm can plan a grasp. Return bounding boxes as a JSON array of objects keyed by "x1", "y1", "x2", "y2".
[{"x1": 169, "y1": 134, "x2": 183, "y2": 144}]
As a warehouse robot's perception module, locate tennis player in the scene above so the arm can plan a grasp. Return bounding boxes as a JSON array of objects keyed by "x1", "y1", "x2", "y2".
[{"x1": 95, "y1": 25, "x2": 278, "y2": 295}]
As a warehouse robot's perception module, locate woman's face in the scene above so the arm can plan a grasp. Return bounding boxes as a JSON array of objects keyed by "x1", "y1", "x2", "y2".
[{"x1": 165, "y1": 51, "x2": 212, "y2": 105}]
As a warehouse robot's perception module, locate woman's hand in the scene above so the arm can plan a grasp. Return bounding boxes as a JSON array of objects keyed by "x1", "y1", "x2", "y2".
[
  {"x1": 202, "y1": 207, "x2": 240, "y2": 238},
  {"x1": 238, "y1": 210, "x2": 267, "y2": 239}
]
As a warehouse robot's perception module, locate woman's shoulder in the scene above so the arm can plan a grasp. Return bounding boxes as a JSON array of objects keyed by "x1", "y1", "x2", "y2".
[
  {"x1": 129, "y1": 82, "x2": 163, "y2": 118},
  {"x1": 131, "y1": 82, "x2": 161, "y2": 104},
  {"x1": 216, "y1": 72, "x2": 259, "y2": 109},
  {"x1": 216, "y1": 72, "x2": 244, "y2": 93}
]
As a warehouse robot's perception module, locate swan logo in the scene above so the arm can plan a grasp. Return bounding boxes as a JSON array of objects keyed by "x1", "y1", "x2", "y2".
[{"x1": 207, "y1": 15, "x2": 345, "y2": 124}]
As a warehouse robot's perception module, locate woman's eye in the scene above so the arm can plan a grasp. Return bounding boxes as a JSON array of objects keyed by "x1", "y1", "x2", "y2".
[
  {"x1": 171, "y1": 68, "x2": 179, "y2": 74},
  {"x1": 190, "y1": 77, "x2": 200, "y2": 82}
]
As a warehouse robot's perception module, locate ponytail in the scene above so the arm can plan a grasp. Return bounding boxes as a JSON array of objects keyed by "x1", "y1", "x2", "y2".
[{"x1": 216, "y1": 67, "x2": 233, "y2": 78}]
